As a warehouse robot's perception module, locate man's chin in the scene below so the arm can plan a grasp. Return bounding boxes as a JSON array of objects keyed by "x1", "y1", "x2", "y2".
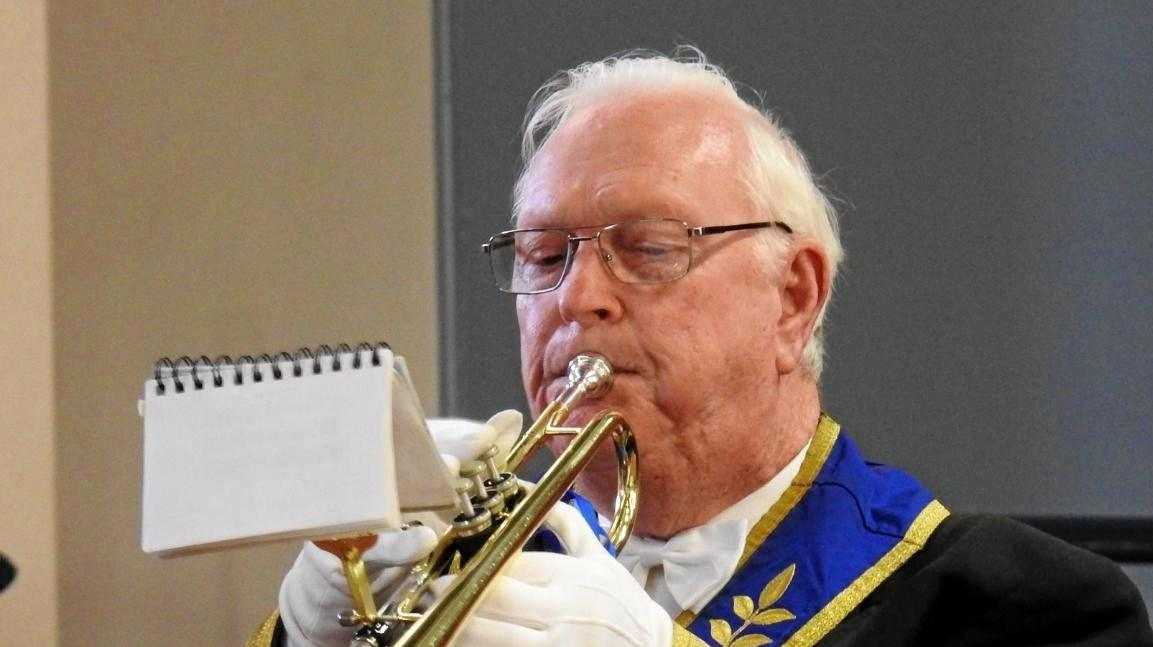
[
  {"x1": 555, "y1": 404, "x2": 597, "y2": 428},
  {"x1": 543, "y1": 430, "x2": 619, "y2": 461},
  {"x1": 559, "y1": 391, "x2": 642, "y2": 426}
]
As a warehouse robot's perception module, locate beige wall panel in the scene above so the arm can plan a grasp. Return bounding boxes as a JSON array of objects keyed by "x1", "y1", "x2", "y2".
[
  {"x1": 49, "y1": 2, "x2": 435, "y2": 644},
  {"x1": 0, "y1": 2, "x2": 56, "y2": 644}
]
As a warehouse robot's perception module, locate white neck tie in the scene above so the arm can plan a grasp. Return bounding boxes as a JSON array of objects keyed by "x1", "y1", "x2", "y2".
[{"x1": 617, "y1": 517, "x2": 749, "y2": 613}]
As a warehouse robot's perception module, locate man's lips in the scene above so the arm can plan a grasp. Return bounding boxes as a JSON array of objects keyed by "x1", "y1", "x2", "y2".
[
  {"x1": 544, "y1": 353, "x2": 630, "y2": 377},
  {"x1": 544, "y1": 348, "x2": 639, "y2": 378},
  {"x1": 544, "y1": 368, "x2": 637, "y2": 402}
]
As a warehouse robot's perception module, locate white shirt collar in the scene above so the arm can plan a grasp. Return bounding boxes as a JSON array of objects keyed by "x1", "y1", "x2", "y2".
[{"x1": 615, "y1": 438, "x2": 812, "y2": 615}]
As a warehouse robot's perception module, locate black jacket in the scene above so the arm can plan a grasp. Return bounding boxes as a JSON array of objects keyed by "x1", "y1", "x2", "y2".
[{"x1": 822, "y1": 513, "x2": 1152, "y2": 646}]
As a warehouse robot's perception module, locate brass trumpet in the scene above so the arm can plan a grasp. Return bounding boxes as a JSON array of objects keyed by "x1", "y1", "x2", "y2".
[{"x1": 333, "y1": 353, "x2": 639, "y2": 647}]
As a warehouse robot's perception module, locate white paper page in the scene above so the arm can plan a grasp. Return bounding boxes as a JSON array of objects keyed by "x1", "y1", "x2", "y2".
[
  {"x1": 392, "y1": 358, "x2": 457, "y2": 513},
  {"x1": 141, "y1": 357, "x2": 400, "y2": 556}
]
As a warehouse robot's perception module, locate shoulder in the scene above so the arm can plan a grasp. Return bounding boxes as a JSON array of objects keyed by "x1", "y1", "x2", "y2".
[
  {"x1": 821, "y1": 513, "x2": 1153, "y2": 646},
  {"x1": 921, "y1": 513, "x2": 1135, "y2": 595}
]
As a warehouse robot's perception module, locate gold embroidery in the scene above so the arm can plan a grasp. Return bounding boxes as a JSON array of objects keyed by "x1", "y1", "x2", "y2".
[
  {"x1": 675, "y1": 414, "x2": 840, "y2": 629},
  {"x1": 706, "y1": 563, "x2": 798, "y2": 646},
  {"x1": 782, "y1": 499, "x2": 950, "y2": 646},
  {"x1": 672, "y1": 622, "x2": 712, "y2": 646},
  {"x1": 245, "y1": 610, "x2": 279, "y2": 647}
]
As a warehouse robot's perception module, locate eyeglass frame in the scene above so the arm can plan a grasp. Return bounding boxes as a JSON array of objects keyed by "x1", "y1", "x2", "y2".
[{"x1": 480, "y1": 218, "x2": 795, "y2": 295}]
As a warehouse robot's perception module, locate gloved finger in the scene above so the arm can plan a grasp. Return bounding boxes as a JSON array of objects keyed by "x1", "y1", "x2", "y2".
[
  {"x1": 298, "y1": 541, "x2": 359, "y2": 591},
  {"x1": 362, "y1": 523, "x2": 440, "y2": 568},
  {"x1": 432, "y1": 555, "x2": 651, "y2": 642},
  {"x1": 299, "y1": 523, "x2": 438, "y2": 589},
  {"x1": 454, "y1": 615, "x2": 647, "y2": 647},
  {"x1": 497, "y1": 549, "x2": 623, "y2": 591},
  {"x1": 449, "y1": 614, "x2": 548, "y2": 647},
  {"x1": 485, "y1": 409, "x2": 523, "y2": 465},
  {"x1": 501, "y1": 553, "x2": 661, "y2": 643},
  {"x1": 437, "y1": 552, "x2": 627, "y2": 611},
  {"x1": 428, "y1": 418, "x2": 498, "y2": 465},
  {"x1": 280, "y1": 558, "x2": 352, "y2": 647},
  {"x1": 430, "y1": 568, "x2": 561, "y2": 627},
  {"x1": 281, "y1": 525, "x2": 438, "y2": 647}
]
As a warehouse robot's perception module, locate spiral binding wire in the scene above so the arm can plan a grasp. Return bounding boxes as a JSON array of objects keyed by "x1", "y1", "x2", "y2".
[{"x1": 152, "y1": 342, "x2": 391, "y2": 395}]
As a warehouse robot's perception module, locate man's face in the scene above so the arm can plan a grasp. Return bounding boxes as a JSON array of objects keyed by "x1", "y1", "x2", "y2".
[{"x1": 515, "y1": 91, "x2": 789, "y2": 534}]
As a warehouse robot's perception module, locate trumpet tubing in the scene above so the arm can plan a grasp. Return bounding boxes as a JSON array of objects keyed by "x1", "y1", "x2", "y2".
[
  {"x1": 395, "y1": 412, "x2": 633, "y2": 646},
  {"x1": 342, "y1": 353, "x2": 639, "y2": 647}
]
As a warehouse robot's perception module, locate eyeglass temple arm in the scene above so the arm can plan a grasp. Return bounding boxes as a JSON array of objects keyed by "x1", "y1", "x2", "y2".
[{"x1": 690, "y1": 221, "x2": 793, "y2": 236}]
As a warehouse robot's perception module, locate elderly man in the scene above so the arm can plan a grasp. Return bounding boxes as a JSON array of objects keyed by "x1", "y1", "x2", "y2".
[{"x1": 270, "y1": 50, "x2": 1151, "y2": 646}]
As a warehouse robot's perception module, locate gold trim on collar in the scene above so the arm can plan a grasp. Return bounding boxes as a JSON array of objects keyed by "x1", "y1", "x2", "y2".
[
  {"x1": 245, "y1": 610, "x2": 279, "y2": 647},
  {"x1": 675, "y1": 413, "x2": 841, "y2": 628},
  {"x1": 782, "y1": 499, "x2": 950, "y2": 647},
  {"x1": 672, "y1": 622, "x2": 711, "y2": 646}
]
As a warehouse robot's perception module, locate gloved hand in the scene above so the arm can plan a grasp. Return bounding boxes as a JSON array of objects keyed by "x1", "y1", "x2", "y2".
[
  {"x1": 279, "y1": 524, "x2": 438, "y2": 646},
  {"x1": 278, "y1": 410, "x2": 524, "y2": 647},
  {"x1": 427, "y1": 408, "x2": 522, "y2": 471},
  {"x1": 430, "y1": 501, "x2": 674, "y2": 647}
]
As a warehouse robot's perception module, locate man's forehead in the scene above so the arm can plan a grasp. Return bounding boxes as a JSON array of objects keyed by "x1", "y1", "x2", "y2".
[
  {"x1": 517, "y1": 89, "x2": 750, "y2": 224},
  {"x1": 547, "y1": 89, "x2": 746, "y2": 165}
]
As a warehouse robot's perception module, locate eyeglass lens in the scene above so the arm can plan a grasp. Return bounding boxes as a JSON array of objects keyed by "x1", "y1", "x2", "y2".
[{"x1": 487, "y1": 219, "x2": 693, "y2": 293}]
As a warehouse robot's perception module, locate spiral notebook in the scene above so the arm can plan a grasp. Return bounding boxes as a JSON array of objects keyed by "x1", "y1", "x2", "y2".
[{"x1": 139, "y1": 343, "x2": 455, "y2": 557}]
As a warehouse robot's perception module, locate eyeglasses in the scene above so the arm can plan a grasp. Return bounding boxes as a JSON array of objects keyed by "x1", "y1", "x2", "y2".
[{"x1": 481, "y1": 218, "x2": 793, "y2": 294}]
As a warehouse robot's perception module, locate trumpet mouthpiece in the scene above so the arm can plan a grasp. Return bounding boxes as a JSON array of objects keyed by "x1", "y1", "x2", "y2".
[{"x1": 560, "y1": 353, "x2": 614, "y2": 409}]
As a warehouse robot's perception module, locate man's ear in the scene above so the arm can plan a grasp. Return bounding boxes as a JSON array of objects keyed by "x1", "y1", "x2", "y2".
[{"x1": 775, "y1": 243, "x2": 831, "y2": 374}]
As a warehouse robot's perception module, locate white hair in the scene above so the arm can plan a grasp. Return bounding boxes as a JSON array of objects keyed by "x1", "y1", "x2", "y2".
[{"x1": 513, "y1": 47, "x2": 844, "y2": 380}]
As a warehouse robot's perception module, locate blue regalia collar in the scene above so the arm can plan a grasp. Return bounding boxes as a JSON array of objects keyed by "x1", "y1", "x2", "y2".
[{"x1": 674, "y1": 413, "x2": 949, "y2": 646}]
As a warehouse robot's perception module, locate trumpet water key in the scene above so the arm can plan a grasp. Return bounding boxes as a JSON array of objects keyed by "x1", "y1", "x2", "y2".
[{"x1": 326, "y1": 353, "x2": 639, "y2": 647}]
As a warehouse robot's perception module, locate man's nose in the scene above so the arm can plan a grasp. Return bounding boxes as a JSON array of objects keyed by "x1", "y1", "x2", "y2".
[{"x1": 556, "y1": 240, "x2": 623, "y2": 325}]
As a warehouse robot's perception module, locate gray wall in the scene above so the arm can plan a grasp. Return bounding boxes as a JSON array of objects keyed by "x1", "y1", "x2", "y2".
[{"x1": 436, "y1": 0, "x2": 1152, "y2": 607}]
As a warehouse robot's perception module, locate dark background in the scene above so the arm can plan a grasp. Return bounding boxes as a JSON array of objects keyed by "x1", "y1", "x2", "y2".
[{"x1": 434, "y1": 0, "x2": 1152, "y2": 605}]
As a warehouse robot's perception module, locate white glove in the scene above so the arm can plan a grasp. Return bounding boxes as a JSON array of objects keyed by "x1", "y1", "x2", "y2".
[
  {"x1": 279, "y1": 525, "x2": 438, "y2": 646},
  {"x1": 426, "y1": 409, "x2": 522, "y2": 470},
  {"x1": 278, "y1": 410, "x2": 524, "y2": 647},
  {"x1": 431, "y1": 502, "x2": 674, "y2": 647}
]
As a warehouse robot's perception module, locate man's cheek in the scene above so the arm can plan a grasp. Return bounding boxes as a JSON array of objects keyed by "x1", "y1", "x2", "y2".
[
  {"x1": 518, "y1": 324, "x2": 546, "y2": 386},
  {"x1": 649, "y1": 374, "x2": 695, "y2": 421}
]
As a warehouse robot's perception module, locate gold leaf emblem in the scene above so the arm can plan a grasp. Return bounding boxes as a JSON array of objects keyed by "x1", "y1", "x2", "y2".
[
  {"x1": 710, "y1": 619, "x2": 733, "y2": 645},
  {"x1": 707, "y1": 563, "x2": 797, "y2": 646},
  {"x1": 730, "y1": 635, "x2": 772, "y2": 647},
  {"x1": 752, "y1": 608, "x2": 795, "y2": 625},
  {"x1": 733, "y1": 595, "x2": 755, "y2": 621},
  {"x1": 758, "y1": 563, "x2": 796, "y2": 609}
]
